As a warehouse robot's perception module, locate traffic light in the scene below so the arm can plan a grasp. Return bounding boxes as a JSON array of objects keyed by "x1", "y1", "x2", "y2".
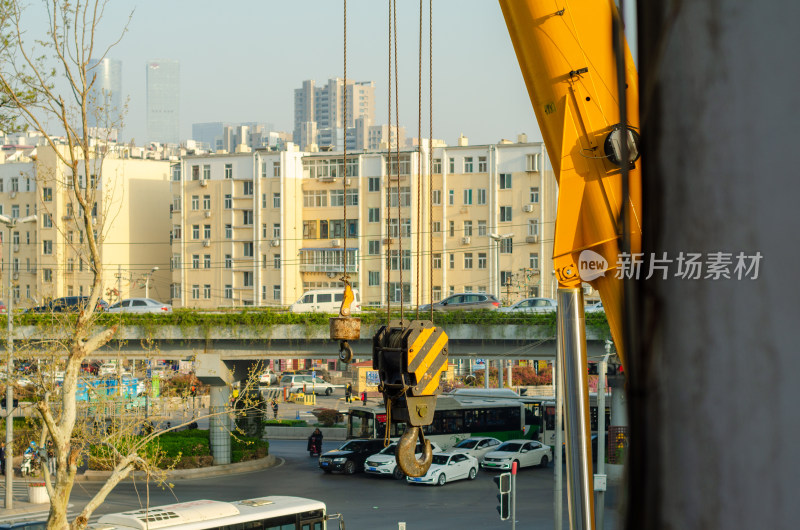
[{"x1": 493, "y1": 472, "x2": 511, "y2": 521}]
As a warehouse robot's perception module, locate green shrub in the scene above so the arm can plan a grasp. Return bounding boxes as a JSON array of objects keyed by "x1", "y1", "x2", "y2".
[
  {"x1": 263, "y1": 419, "x2": 308, "y2": 427},
  {"x1": 312, "y1": 408, "x2": 343, "y2": 427}
]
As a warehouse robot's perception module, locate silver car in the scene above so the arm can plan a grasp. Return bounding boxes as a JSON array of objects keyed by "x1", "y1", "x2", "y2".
[
  {"x1": 498, "y1": 297, "x2": 557, "y2": 313},
  {"x1": 106, "y1": 298, "x2": 173, "y2": 314}
]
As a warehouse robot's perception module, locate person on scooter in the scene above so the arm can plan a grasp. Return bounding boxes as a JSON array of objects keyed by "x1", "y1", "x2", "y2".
[{"x1": 307, "y1": 428, "x2": 323, "y2": 456}]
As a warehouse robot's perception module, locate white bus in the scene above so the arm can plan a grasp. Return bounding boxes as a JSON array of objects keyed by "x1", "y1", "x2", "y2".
[{"x1": 90, "y1": 496, "x2": 344, "y2": 530}]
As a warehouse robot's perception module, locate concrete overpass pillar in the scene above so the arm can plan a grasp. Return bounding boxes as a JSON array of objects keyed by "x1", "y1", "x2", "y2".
[{"x1": 209, "y1": 386, "x2": 231, "y2": 465}]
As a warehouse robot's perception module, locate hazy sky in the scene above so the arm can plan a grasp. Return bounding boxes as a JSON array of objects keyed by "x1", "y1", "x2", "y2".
[{"x1": 33, "y1": 0, "x2": 545, "y2": 146}]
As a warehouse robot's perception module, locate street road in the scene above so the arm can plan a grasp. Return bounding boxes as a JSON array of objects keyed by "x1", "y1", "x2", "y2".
[{"x1": 44, "y1": 439, "x2": 621, "y2": 529}]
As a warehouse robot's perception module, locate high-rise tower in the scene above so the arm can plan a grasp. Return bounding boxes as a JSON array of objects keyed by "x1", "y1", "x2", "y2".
[{"x1": 146, "y1": 59, "x2": 180, "y2": 144}]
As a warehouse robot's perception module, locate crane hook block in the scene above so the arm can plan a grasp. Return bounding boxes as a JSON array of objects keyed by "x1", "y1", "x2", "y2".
[{"x1": 330, "y1": 279, "x2": 360, "y2": 363}]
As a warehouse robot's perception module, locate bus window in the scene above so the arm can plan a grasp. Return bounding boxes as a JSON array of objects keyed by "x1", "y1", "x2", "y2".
[{"x1": 348, "y1": 410, "x2": 375, "y2": 438}]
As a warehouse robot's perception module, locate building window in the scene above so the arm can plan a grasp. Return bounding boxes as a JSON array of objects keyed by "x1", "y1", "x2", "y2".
[
  {"x1": 500, "y1": 173, "x2": 512, "y2": 189},
  {"x1": 500, "y1": 238, "x2": 513, "y2": 253},
  {"x1": 191, "y1": 166, "x2": 199, "y2": 181},
  {"x1": 500, "y1": 206, "x2": 512, "y2": 222},
  {"x1": 192, "y1": 255, "x2": 200, "y2": 269},
  {"x1": 42, "y1": 240, "x2": 52, "y2": 254},
  {"x1": 368, "y1": 177, "x2": 380, "y2": 191},
  {"x1": 463, "y1": 221, "x2": 473, "y2": 237},
  {"x1": 331, "y1": 189, "x2": 359, "y2": 207},
  {"x1": 389, "y1": 282, "x2": 411, "y2": 303},
  {"x1": 191, "y1": 195, "x2": 200, "y2": 210},
  {"x1": 273, "y1": 161, "x2": 281, "y2": 177},
  {"x1": 449, "y1": 253, "x2": 454, "y2": 269},
  {"x1": 273, "y1": 285, "x2": 281, "y2": 300},
  {"x1": 477, "y1": 188, "x2": 487, "y2": 205},
  {"x1": 478, "y1": 253, "x2": 487, "y2": 269},
  {"x1": 432, "y1": 253, "x2": 442, "y2": 269},
  {"x1": 464, "y1": 157, "x2": 473, "y2": 173},
  {"x1": 262, "y1": 224, "x2": 267, "y2": 238},
  {"x1": 43, "y1": 268, "x2": 52, "y2": 282},
  {"x1": 172, "y1": 166, "x2": 181, "y2": 181},
  {"x1": 432, "y1": 158, "x2": 442, "y2": 174},
  {"x1": 368, "y1": 208, "x2": 380, "y2": 223},
  {"x1": 171, "y1": 254, "x2": 181, "y2": 270},
  {"x1": 204, "y1": 284, "x2": 211, "y2": 299},
  {"x1": 303, "y1": 190, "x2": 328, "y2": 207},
  {"x1": 261, "y1": 162, "x2": 268, "y2": 179},
  {"x1": 368, "y1": 240, "x2": 380, "y2": 255},
  {"x1": 527, "y1": 153, "x2": 540, "y2": 172},
  {"x1": 42, "y1": 187, "x2": 52, "y2": 201},
  {"x1": 448, "y1": 189, "x2": 454, "y2": 206},
  {"x1": 203, "y1": 195, "x2": 211, "y2": 209},
  {"x1": 432, "y1": 286, "x2": 442, "y2": 301},
  {"x1": 273, "y1": 224, "x2": 281, "y2": 238},
  {"x1": 501, "y1": 270, "x2": 513, "y2": 287},
  {"x1": 243, "y1": 181, "x2": 254, "y2": 196},
  {"x1": 449, "y1": 221, "x2": 455, "y2": 237},
  {"x1": 192, "y1": 285, "x2": 200, "y2": 299},
  {"x1": 303, "y1": 220, "x2": 317, "y2": 239},
  {"x1": 463, "y1": 189, "x2": 473, "y2": 205},
  {"x1": 204, "y1": 225, "x2": 211, "y2": 239},
  {"x1": 432, "y1": 190, "x2": 441, "y2": 205},
  {"x1": 273, "y1": 254, "x2": 281, "y2": 269},
  {"x1": 368, "y1": 271, "x2": 380, "y2": 286},
  {"x1": 273, "y1": 193, "x2": 281, "y2": 208},
  {"x1": 243, "y1": 242, "x2": 254, "y2": 257},
  {"x1": 224, "y1": 164, "x2": 233, "y2": 179},
  {"x1": 225, "y1": 254, "x2": 232, "y2": 268},
  {"x1": 171, "y1": 283, "x2": 181, "y2": 298},
  {"x1": 204, "y1": 254, "x2": 211, "y2": 268},
  {"x1": 478, "y1": 156, "x2": 487, "y2": 172},
  {"x1": 243, "y1": 210, "x2": 254, "y2": 225},
  {"x1": 388, "y1": 187, "x2": 411, "y2": 207},
  {"x1": 42, "y1": 214, "x2": 52, "y2": 228},
  {"x1": 225, "y1": 224, "x2": 232, "y2": 239},
  {"x1": 530, "y1": 187, "x2": 540, "y2": 203},
  {"x1": 528, "y1": 219, "x2": 539, "y2": 236},
  {"x1": 243, "y1": 271, "x2": 253, "y2": 287},
  {"x1": 449, "y1": 157, "x2": 455, "y2": 173},
  {"x1": 192, "y1": 225, "x2": 200, "y2": 239},
  {"x1": 388, "y1": 218, "x2": 411, "y2": 238},
  {"x1": 464, "y1": 253, "x2": 473, "y2": 269},
  {"x1": 465, "y1": 286, "x2": 473, "y2": 293},
  {"x1": 224, "y1": 285, "x2": 233, "y2": 299},
  {"x1": 530, "y1": 252, "x2": 539, "y2": 269},
  {"x1": 478, "y1": 220, "x2": 487, "y2": 236},
  {"x1": 389, "y1": 250, "x2": 412, "y2": 271},
  {"x1": 262, "y1": 193, "x2": 267, "y2": 208},
  {"x1": 203, "y1": 165, "x2": 211, "y2": 180}
]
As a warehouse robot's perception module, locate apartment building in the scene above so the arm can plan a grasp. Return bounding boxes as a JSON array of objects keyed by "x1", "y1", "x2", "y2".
[
  {"x1": 0, "y1": 144, "x2": 172, "y2": 306},
  {"x1": 169, "y1": 138, "x2": 558, "y2": 308}
]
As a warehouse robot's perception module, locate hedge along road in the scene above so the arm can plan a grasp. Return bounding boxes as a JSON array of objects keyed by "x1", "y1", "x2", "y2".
[{"x1": 62, "y1": 440, "x2": 621, "y2": 530}]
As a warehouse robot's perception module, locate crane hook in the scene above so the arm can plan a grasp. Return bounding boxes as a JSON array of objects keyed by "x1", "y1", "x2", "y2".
[
  {"x1": 396, "y1": 425, "x2": 433, "y2": 477},
  {"x1": 338, "y1": 341, "x2": 353, "y2": 363}
]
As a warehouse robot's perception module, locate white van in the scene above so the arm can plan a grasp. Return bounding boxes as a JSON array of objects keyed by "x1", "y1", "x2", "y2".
[{"x1": 289, "y1": 289, "x2": 361, "y2": 313}]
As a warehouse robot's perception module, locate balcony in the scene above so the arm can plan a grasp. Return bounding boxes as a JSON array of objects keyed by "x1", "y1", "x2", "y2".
[{"x1": 299, "y1": 247, "x2": 359, "y2": 273}]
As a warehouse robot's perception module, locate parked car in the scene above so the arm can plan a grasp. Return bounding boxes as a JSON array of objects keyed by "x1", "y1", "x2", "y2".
[
  {"x1": 280, "y1": 374, "x2": 337, "y2": 395},
  {"x1": 499, "y1": 297, "x2": 557, "y2": 313},
  {"x1": 450, "y1": 437, "x2": 503, "y2": 462},
  {"x1": 290, "y1": 289, "x2": 361, "y2": 313},
  {"x1": 406, "y1": 451, "x2": 480, "y2": 486},
  {"x1": 418, "y1": 293, "x2": 500, "y2": 312},
  {"x1": 585, "y1": 301, "x2": 604, "y2": 313},
  {"x1": 318, "y1": 439, "x2": 386, "y2": 474},
  {"x1": 80, "y1": 361, "x2": 102, "y2": 375},
  {"x1": 481, "y1": 439, "x2": 552, "y2": 471},
  {"x1": 364, "y1": 440, "x2": 442, "y2": 480},
  {"x1": 259, "y1": 369, "x2": 277, "y2": 386},
  {"x1": 27, "y1": 296, "x2": 108, "y2": 313},
  {"x1": 106, "y1": 298, "x2": 173, "y2": 314}
]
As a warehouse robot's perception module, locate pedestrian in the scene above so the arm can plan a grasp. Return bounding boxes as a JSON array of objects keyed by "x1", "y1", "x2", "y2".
[
  {"x1": 345, "y1": 383, "x2": 352, "y2": 403},
  {"x1": 307, "y1": 428, "x2": 323, "y2": 456},
  {"x1": 271, "y1": 398, "x2": 279, "y2": 419},
  {"x1": 46, "y1": 440, "x2": 56, "y2": 478},
  {"x1": 361, "y1": 391, "x2": 367, "y2": 405},
  {"x1": 0, "y1": 441, "x2": 5, "y2": 475}
]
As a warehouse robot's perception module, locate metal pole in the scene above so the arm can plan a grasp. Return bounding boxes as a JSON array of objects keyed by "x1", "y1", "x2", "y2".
[
  {"x1": 557, "y1": 287, "x2": 595, "y2": 530},
  {"x1": 512, "y1": 461, "x2": 518, "y2": 530},
  {"x1": 498, "y1": 359, "x2": 504, "y2": 388},
  {"x1": 145, "y1": 274, "x2": 149, "y2": 299},
  {"x1": 484, "y1": 360, "x2": 489, "y2": 389},
  {"x1": 5, "y1": 225, "x2": 14, "y2": 509},
  {"x1": 596, "y1": 342, "x2": 610, "y2": 530},
  {"x1": 554, "y1": 351, "x2": 563, "y2": 530},
  {"x1": 507, "y1": 360, "x2": 513, "y2": 390}
]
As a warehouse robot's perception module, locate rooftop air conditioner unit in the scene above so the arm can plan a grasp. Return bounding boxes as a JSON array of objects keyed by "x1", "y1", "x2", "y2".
[
  {"x1": 522, "y1": 204, "x2": 534, "y2": 213},
  {"x1": 271, "y1": 240, "x2": 280, "y2": 247},
  {"x1": 200, "y1": 179, "x2": 208, "y2": 187},
  {"x1": 461, "y1": 237, "x2": 471, "y2": 245},
  {"x1": 345, "y1": 178, "x2": 352, "y2": 186},
  {"x1": 203, "y1": 240, "x2": 211, "y2": 247},
  {"x1": 526, "y1": 235, "x2": 539, "y2": 244},
  {"x1": 204, "y1": 211, "x2": 212, "y2": 218},
  {"x1": 330, "y1": 239, "x2": 341, "y2": 247}
]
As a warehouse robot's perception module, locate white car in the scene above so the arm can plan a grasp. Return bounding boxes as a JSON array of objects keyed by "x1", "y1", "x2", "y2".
[
  {"x1": 481, "y1": 439, "x2": 552, "y2": 471},
  {"x1": 259, "y1": 369, "x2": 277, "y2": 386},
  {"x1": 585, "y1": 301, "x2": 604, "y2": 313},
  {"x1": 364, "y1": 440, "x2": 442, "y2": 480},
  {"x1": 450, "y1": 437, "x2": 503, "y2": 461},
  {"x1": 279, "y1": 374, "x2": 338, "y2": 396},
  {"x1": 106, "y1": 298, "x2": 173, "y2": 314},
  {"x1": 406, "y1": 451, "x2": 479, "y2": 486},
  {"x1": 498, "y1": 297, "x2": 558, "y2": 313}
]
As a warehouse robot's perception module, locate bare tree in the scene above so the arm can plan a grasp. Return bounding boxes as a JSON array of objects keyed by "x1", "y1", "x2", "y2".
[{"x1": 0, "y1": 3, "x2": 263, "y2": 529}]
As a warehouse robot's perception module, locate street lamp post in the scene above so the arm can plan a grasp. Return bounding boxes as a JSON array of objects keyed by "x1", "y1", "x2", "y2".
[
  {"x1": 489, "y1": 233, "x2": 513, "y2": 390},
  {"x1": 144, "y1": 266, "x2": 159, "y2": 299},
  {"x1": 1, "y1": 214, "x2": 37, "y2": 510}
]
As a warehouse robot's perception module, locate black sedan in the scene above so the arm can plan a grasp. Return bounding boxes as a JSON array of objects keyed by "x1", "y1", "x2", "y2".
[{"x1": 318, "y1": 439, "x2": 386, "y2": 474}]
